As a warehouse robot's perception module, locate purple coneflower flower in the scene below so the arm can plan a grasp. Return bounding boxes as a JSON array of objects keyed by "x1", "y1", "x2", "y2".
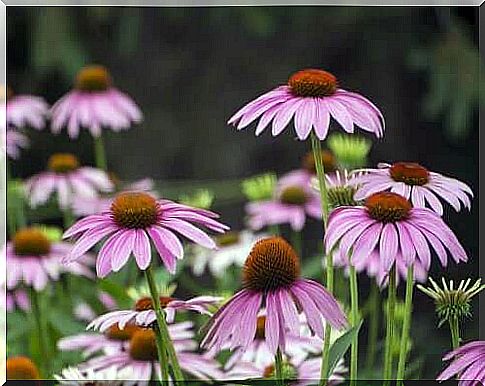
[
  {"x1": 228, "y1": 68, "x2": 384, "y2": 140},
  {"x1": 24, "y1": 153, "x2": 113, "y2": 209},
  {"x1": 201, "y1": 237, "x2": 347, "y2": 355},
  {"x1": 246, "y1": 171, "x2": 321, "y2": 231},
  {"x1": 7, "y1": 356, "x2": 40, "y2": 380},
  {"x1": 354, "y1": 162, "x2": 473, "y2": 215},
  {"x1": 325, "y1": 192, "x2": 468, "y2": 276},
  {"x1": 55, "y1": 366, "x2": 121, "y2": 385},
  {"x1": 437, "y1": 340, "x2": 485, "y2": 386},
  {"x1": 63, "y1": 191, "x2": 229, "y2": 276},
  {"x1": 3, "y1": 227, "x2": 94, "y2": 291},
  {"x1": 5, "y1": 129, "x2": 29, "y2": 160},
  {"x1": 74, "y1": 291, "x2": 117, "y2": 322},
  {"x1": 2, "y1": 288, "x2": 30, "y2": 312},
  {"x1": 87, "y1": 294, "x2": 221, "y2": 328},
  {"x1": 6, "y1": 87, "x2": 49, "y2": 130},
  {"x1": 51, "y1": 65, "x2": 142, "y2": 138}
]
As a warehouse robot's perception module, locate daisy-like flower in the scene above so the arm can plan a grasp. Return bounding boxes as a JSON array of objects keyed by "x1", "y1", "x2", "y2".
[
  {"x1": 6, "y1": 356, "x2": 40, "y2": 380},
  {"x1": 2, "y1": 288, "x2": 30, "y2": 312},
  {"x1": 312, "y1": 169, "x2": 364, "y2": 209},
  {"x1": 54, "y1": 366, "x2": 122, "y2": 386},
  {"x1": 4, "y1": 227, "x2": 95, "y2": 291},
  {"x1": 353, "y1": 162, "x2": 473, "y2": 215},
  {"x1": 5, "y1": 129, "x2": 29, "y2": 160},
  {"x1": 228, "y1": 68, "x2": 384, "y2": 140},
  {"x1": 79, "y1": 328, "x2": 223, "y2": 383},
  {"x1": 51, "y1": 65, "x2": 142, "y2": 138},
  {"x1": 246, "y1": 171, "x2": 321, "y2": 231},
  {"x1": 6, "y1": 87, "x2": 49, "y2": 130},
  {"x1": 201, "y1": 237, "x2": 347, "y2": 355},
  {"x1": 24, "y1": 153, "x2": 113, "y2": 209},
  {"x1": 191, "y1": 230, "x2": 266, "y2": 277},
  {"x1": 437, "y1": 341, "x2": 485, "y2": 386},
  {"x1": 325, "y1": 192, "x2": 468, "y2": 277},
  {"x1": 63, "y1": 191, "x2": 229, "y2": 276}
]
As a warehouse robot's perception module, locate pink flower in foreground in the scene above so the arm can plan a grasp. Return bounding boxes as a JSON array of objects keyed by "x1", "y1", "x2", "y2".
[
  {"x1": 354, "y1": 162, "x2": 473, "y2": 215},
  {"x1": 5, "y1": 129, "x2": 29, "y2": 160},
  {"x1": 63, "y1": 191, "x2": 229, "y2": 276},
  {"x1": 201, "y1": 237, "x2": 347, "y2": 356},
  {"x1": 228, "y1": 68, "x2": 384, "y2": 140},
  {"x1": 246, "y1": 170, "x2": 321, "y2": 231},
  {"x1": 51, "y1": 65, "x2": 142, "y2": 138},
  {"x1": 437, "y1": 341, "x2": 485, "y2": 386},
  {"x1": 325, "y1": 192, "x2": 468, "y2": 278},
  {"x1": 7, "y1": 88, "x2": 49, "y2": 130},
  {"x1": 24, "y1": 153, "x2": 113, "y2": 209},
  {"x1": 3, "y1": 227, "x2": 94, "y2": 291}
]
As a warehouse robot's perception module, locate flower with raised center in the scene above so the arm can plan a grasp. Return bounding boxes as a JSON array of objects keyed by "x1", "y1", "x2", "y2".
[
  {"x1": 6, "y1": 356, "x2": 40, "y2": 380},
  {"x1": 353, "y1": 162, "x2": 473, "y2": 216},
  {"x1": 2, "y1": 227, "x2": 95, "y2": 291},
  {"x1": 312, "y1": 169, "x2": 365, "y2": 209},
  {"x1": 325, "y1": 192, "x2": 468, "y2": 278},
  {"x1": 6, "y1": 87, "x2": 49, "y2": 130},
  {"x1": 24, "y1": 153, "x2": 113, "y2": 209},
  {"x1": 50, "y1": 65, "x2": 143, "y2": 138},
  {"x1": 228, "y1": 68, "x2": 384, "y2": 140},
  {"x1": 63, "y1": 192, "x2": 229, "y2": 276},
  {"x1": 5, "y1": 128, "x2": 29, "y2": 160},
  {"x1": 246, "y1": 171, "x2": 321, "y2": 231},
  {"x1": 437, "y1": 341, "x2": 485, "y2": 386},
  {"x1": 201, "y1": 237, "x2": 347, "y2": 355}
]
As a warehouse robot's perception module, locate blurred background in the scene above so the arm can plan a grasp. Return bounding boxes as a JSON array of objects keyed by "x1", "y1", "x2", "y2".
[{"x1": 6, "y1": 6, "x2": 481, "y2": 379}]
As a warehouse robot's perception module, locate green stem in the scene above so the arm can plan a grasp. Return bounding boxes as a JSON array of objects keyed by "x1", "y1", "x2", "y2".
[
  {"x1": 62, "y1": 208, "x2": 75, "y2": 229},
  {"x1": 94, "y1": 134, "x2": 108, "y2": 171},
  {"x1": 145, "y1": 265, "x2": 185, "y2": 383},
  {"x1": 397, "y1": 265, "x2": 414, "y2": 381},
  {"x1": 291, "y1": 230, "x2": 302, "y2": 257},
  {"x1": 311, "y1": 133, "x2": 332, "y2": 386},
  {"x1": 275, "y1": 348, "x2": 285, "y2": 386},
  {"x1": 449, "y1": 316, "x2": 460, "y2": 350},
  {"x1": 383, "y1": 266, "x2": 397, "y2": 385},
  {"x1": 366, "y1": 282, "x2": 380, "y2": 372},
  {"x1": 349, "y1": 264, "x2": 360, "y2": 385},
  {"x1": 30, "y1": 289, "x2": 50, "y2": 377},
  {"x1": 269, "y1": 224, "x2": 280, "y2": 236}
]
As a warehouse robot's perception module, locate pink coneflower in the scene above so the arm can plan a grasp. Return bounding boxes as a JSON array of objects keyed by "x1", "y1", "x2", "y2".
[
  {"x1": 201, "y1": 237, "x2": 347, "y2": 355},
  {"x1": 4, "y1": 227, "x2": 95, "y2": 291},
  {"x1": 437, "y1": 340, "x2": 485, "y2": 386},
  {"x1": 2, "y1": 288, "x2": 30, "y2": 312},
  {"x1": 87, "y1": 294, "x2": 221, "y2": 329},
  {"x1": 24, "y1": 153, "x2": 113, "y2": 209},
  {"x1": 353, "y1": 162, "x2": 473, "y2": 215},
  {"x1": 228, "y1": 68, "x2": 384, "y2": 140},
  {"x1": 79, "y1": 328, "x2": 223, "y2": 383},
  {"x1": 74, "y1": 291, "x2": 117, "y2": 322},
  {"x1": 6, "y1": 88, "x2": 49, "y2": 130},
  {"x1": 63, "y1": 191, "x2": 229, "y2": 276},
  {"x1": 246, "y1": 171, "x2": 321, "y2": 231},
  {"x1": 51, "y1": 65, "x2": 142, "y2": 138},
  {"x1": 55, "y1": 366, "x2": 122, "y2": 385},
  {"x1": 325, "y1": 192, "x2": 468, "y2": 276},
  {"x1": 5, "y1": 129, "x2": 29, "y2": 160}
]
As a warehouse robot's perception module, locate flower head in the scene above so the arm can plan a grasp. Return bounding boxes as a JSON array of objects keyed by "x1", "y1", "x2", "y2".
[
  {"x1": 325, "y1": 192, "x2": 468, "y2": 279},
  {"x1": 178, "y1": 189, "x2": 215, "y2": 210},
  {"x1": 202, "y1": 237, "x2": 347, "y2": 356},
  {"x1": 5, "y1": 128, "x2": 29, "y2": 160},
  {"x1": 312, "y1": 169, "x2": 364, "y2": 209},
  {"x1": 302, "y1": 149, "x2": 337, "y2": 175},
  {"x1": 63, "y1": 191, "x2": 229, "y2": 276},
  {"x1": 228, "y1": 68, "x2": 384, "y2": 141},
  {"x1": 354, "y1": 162, "x2": 473, "y2": 215},
  {"x1": 54, "y1": 366, "x2": 122, "y2": 385},
  {"x1": 242, "y1": 173, "x2": 277, "y2": 202},
  {"x1": 327, "y1": 133, "x2": 372, "y2": 169},
  {"x1": 50, "y1": 65, "x2": 143, "y2": 138},
  {"x1": 2, "y1": 288, "x2": 30, "y2": 312},
  {"x1": 24, "y1": 153, "x2": 113, "y2": 209},
  {"x1": 6, "y1": 87, "x2": 49, "y2": 130},
  {"x1": 6, "y1": 356, "x2": 40, "y2": 380},
  {"x1": 437, "y1": 340, "x2": 485, "y2": 386}
]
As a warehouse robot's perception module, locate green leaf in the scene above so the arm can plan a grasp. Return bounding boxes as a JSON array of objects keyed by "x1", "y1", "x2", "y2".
[{"x1": 324, "y1": 320, "x2": 363, "y2": 379}]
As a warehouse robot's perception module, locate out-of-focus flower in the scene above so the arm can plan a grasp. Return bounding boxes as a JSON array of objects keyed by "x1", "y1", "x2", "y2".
[
  {"x1": 74, "y1": 290, "x2": 118, "y2": 322},
  {"x1": 178, "y1": 189, "x2": 215, "y2": 210},
  {"x1": 311, "y1": 169, "x2": 364, "y2": 209},
  {"x1": 3, "y1": 227, "x2": 95, "y2": 291},
  {"x1": 325, "y1": 192, "x2": 468, "y2": 282},
  {"x1": 242, "y1": 173, "x2": 277, "y2": 202},
  {"x1": 50, "y1": 65, "x2": 142, "y2": 138},
  {"x1": 437, "y1": 340, "x2": 485, "y2": 386},
  {"x1": 6, "y1": 356, "x2": 40, "y2": 380},
  {"x1": 228, "y1": 68, "x2": 384, "y2": 140},
  {"x1": 327, "y1": 133, "x2": 371, "y2": 169},
  {"x1": 5, "y1": 129, "x2": 29, "y2": 160},
  {"x1": 63, "y1": 192, "x2": 229, "y2": 276},
  {"x1": 353, "y1": 162, "x2": 473, "y2": 216},
  {"x1": 24, "y1": 153, "x2": 113, "y2": 209},
  {"x1": 418, "y1": 277, "x2": 485, "y2": 327},
  {"x1": 54, "y1": 366, "x2": 122, "y2": 385},
  {"x1": 6, "y1": 87, "x2": 49, "y2": 130},
  {"x1": 2, "y1": 288, "x2": 30, "y2": 312},
  {"x1": 191, "y1": 230, "x2": 266, "y2": 278},
  {"x1": 301, "y1": 149, "x2": 338, "y2": 175},
  {"x1": 246, "y1": 171, "x2": 321, "y2": 231},
  {"x1": 202, "y1": 237, "x2": 347, "y2": 355}
]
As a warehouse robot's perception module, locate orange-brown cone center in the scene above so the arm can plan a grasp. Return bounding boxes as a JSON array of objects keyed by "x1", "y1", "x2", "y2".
[
  {"x1": 48, "y1": 153, "x2": 80, "y2": 173},
  {"x1": 134, "y1": 296, "x2": 174, "y2": 311},
  {"x1": 365, "y1": 192, "x2": 412, "y2": 223},
  {"x1": 129, "y1": 329, "x2": 158, "y2": 361},
  {"x1": 302, "y1": 149, "x2": 337, "y2": 174},
  {"x1": 279, "y1": 186, "x2": 308, "y2": 206},
  {"x1": 243, "y1": 237, "x2": 300, "y2": 292},
  {"x1": 75, "y1": 65, "x2": 112, "y2": 92},
  {"x1": 389, "y1": 162, "x2": 429, "y2": 186},
  {"x1": 7, "y1": 357, "x2": 40, "y2": 380},
  {"x1": 288, "y1": 69, "x2": 338, "y2": 97},
  {"x1": 105, "y1": 324, "x2": 141, "y2": 341},
  {"x1": 111, "y1": 192, "x2": 158, "y2": 229},
  {"x1": 13, "y1": 228, "x2": 51, "y2": 256}
]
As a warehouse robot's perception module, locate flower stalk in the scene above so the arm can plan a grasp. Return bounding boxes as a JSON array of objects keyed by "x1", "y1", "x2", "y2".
[
  {"x1": 275, "y1": 348, "x2": 285, "y2": 386},
  {"x1": 396, "y1": 264, "x2": 414, "y2": 381},
  {"x1": 449, "y1": 316, "x2": 460, "y2": 349},
  {"x1": 94, "y1": 134, "x2": 107, "y2": 171},
  {"x1": 349, "y1": 264, "x2": 360, "y2": 386},
  {"x1": 30, "y1": 289, "x2": 50, "y2": 377},
  {"x1": 383, "y1": 266, "x2": 397, "y2": 384},
  {"x1": 366, "y1": 282, "x2": 380, "y2": 372}
]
